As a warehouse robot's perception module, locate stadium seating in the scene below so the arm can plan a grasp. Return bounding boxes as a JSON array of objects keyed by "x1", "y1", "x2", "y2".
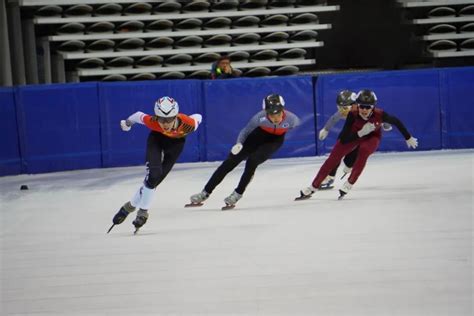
[{"x1": 16, "y1": 0, "x2": 338, "y2": 82}]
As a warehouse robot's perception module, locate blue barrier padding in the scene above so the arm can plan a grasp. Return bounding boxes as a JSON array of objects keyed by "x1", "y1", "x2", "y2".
[
  {"x1": 203, "y1": 76, "x2": 316, "y2": 161},
  {"x1": 0, "y1": 88, "x2": 22, "y2": 176},
  {"x1": 14, "y1": 83, "x2": 102, "y2": 174},
  {"x1": 439, "y1": 67, "x2": 474, "y2": 149},
  {"x1": 316, "y1": 69, "x2": 442, "y2": 155},
  {"x1": 98, "y1": 80, "x2": 203, "y2": 167}
]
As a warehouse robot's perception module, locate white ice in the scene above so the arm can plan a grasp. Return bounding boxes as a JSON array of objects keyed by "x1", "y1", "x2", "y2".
[{"x1": 1, "y1": 150, "x2": 473, "y2": 316}]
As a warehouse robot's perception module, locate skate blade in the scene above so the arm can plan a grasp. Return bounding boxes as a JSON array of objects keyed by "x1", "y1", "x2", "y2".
[
  {"x1": 107, "y1": 224, "x2": 115, "y2": 234},
  {"x1": 221, "y1": 204, "x2": 235, "y2": 211},
  {"x1": 338, "y1": 190, "x2": 347, "y2": 200},
  {"x1": 294, "y1": 194, "x2": 311, "y2": 201},
  {"x1": 184, "y1": 202, "x2": 203, "y2": 208},
  {"x1": 318, "y1": 186, "x2": 334, "y2": 191},
  {"x1": 133, "y1": 227, "x2": 140, "y2": 234}
]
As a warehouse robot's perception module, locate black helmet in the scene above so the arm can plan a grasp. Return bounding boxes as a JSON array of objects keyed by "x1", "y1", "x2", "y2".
[
  {"x1": 336, "y1": 90, "x2": 356, "y2": 107},
  {"x1": 263, "y1": 94, "x2": 285, "y2": 114},
  {"x1": 356, "y1": 89, "x2": 377, "y2": 106}
]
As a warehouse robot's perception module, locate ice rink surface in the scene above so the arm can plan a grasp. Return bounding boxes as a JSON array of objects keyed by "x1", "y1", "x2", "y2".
[{"x1": 1, "y1": 150, "x2": 473, "y2": 316}]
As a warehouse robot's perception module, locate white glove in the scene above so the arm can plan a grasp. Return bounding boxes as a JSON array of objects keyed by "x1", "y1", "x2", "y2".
[
  {"x1": 318, "y1": 129, "x2": 328, "y2": 141},
  {"x1": 231, "y1": 143, "x2": 243, "y2": 155},
  {"x1": 357, "y1": 122, "x2": 376, "y2": 137},
  {"x1": 120, "y1": 120, "x2": 131, "y2": 132},
  {"x1": 406, "y1": 137, "x2": 418, "y2": 149}
]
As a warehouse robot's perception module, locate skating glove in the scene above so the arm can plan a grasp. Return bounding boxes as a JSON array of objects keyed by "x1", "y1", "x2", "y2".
[
  {"x1": 357, "y1": 122, "x2": 376, "y2": 137},
  {"x1": 120, "y1": 120, "x2": 132, "y2": 131},
  {"x1": 406, "y1": 137, "x2": 418, "y2": 149},
  {"x1": 231, "y1": 143, "x2": 243, "y2": 155},
  {"x1": 318, "y1": 129, "x2": 328, "y2": 140}
]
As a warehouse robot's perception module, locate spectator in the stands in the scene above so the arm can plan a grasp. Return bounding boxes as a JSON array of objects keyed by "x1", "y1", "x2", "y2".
[{"x1": 211, "y1": 56, "x2": 239, "y2": 79}]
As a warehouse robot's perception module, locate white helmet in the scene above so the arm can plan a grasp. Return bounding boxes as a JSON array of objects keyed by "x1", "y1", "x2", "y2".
[{"x1": 154, "y1": 96, "x2": 179, "y2": 118}]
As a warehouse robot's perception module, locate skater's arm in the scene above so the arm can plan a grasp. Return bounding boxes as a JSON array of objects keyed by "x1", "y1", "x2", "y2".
[
  {"x1": 189, "y1": 114, "x2": 202, "y2": 131},
  {"x1": 284, "y1": 110, "x2": 301, "y2": 129},
  {"x1": 179, "y1": 114, "x2": 202, "y2": 134},
  {"x1": 382, "y1": 112, "x2": 411, "y2": 139},
  {"x1": 236, "y1": 111, "x2": 262, "y2": 143},
  {"x1": 323, "y1": 111, "x2": 343, "y2": 131},
  {"x1": 338, "y1": 113, "x2": 359, "y2": 144},
  {"x1": 126, "y1": 111, "x2": 148, "y2": 126}
]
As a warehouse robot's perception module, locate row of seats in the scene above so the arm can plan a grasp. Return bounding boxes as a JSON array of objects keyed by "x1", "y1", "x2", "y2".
[
  {"x1": 426, "y1": 22, "x2": 474, "y2": 34},
  {"x1": 97, "y1": 65, "x2": 301, "y2": 81},
  {"x1": 53, "y1": 13, "x2": 319, "y2": 35},
  {"x1": 34, "y1": 0, "x2": 326, "y2": 17},
  {"x1": 428, "y1": 38, "x2": 474, "y2": 52},
  {"x1": 423, "y1": 5, "x2": 474, "y2": 18},
  {"x1": 55, "y1": 31, "x2": 318, "y2": 52},
  {"x1": 74, "y1": 48, "x2": 307, "y2": 70}
]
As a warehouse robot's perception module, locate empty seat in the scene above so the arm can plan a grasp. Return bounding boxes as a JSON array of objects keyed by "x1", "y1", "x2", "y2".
[
  {"x1": 428, "y1": 24, "x2": 456, "y2": 34},
  {"x1": 260, "y1": 15, "x2": 289, "y2": 27},
  {"x1": 250, "y1": 49, "x2": 278, "y2": 61},
  {"x1": 193, "y1": 52, "x2": 221, "y2": 64},
  {"x1": 459, "y1": 5, "x2": 474, "y2": 16},
  {"x1": 240, "y1": 0, "x2": 268, "y2": 10},
  {"x1": 290, "y1": 30, "x2": 317, "y2": 42},
  {"x1": 427, "y1": 7, "x2": 456, "y2": 18},
  {"x1": 427, "y1": 39, "x2": 457, "y2": 53},
  {"x1": 164, "y1": 54, "x2": 193, "y2": 66},
  {"x1": 460, "y1": 22, "x2": 474, "y2": 33},
  {"x1": 95, "y1": 3, "x2": 122, "y2": 16},
  {"x1": 160, "y1": 72, "x2": 186, "y2": 80},
  {"x1": 154, "y1": 1, "x2": 181, "y2": 14},
  {"x1": 187, "y1": 70, "x2": 212, "y2": 79},
  {"x1": 146, "y1": 37, "x2": 174, "y2": 50},
  {"x1": 175, "y1": 18, "x2": 203, "y2": 30},
  {"x1": 228, "y1": 51, "x2": 250, "y2": 62},
  {"x1": 261, "y1": 32, "x2": 289, "y2": 43},
  {"x1": 244, "y1": 67, "x2": 271, "y2": 77},
  {"x1": 64, "y1": 4, "x2": 93, "y2": 17},
  {"x1": 34, "y1": 5, "x2": 62, "y2": 17},
  {"x1": 211, "y1": 0, "x2": 239, "y2": 12},
  {"x1": 290, "y1": 13, "x2": 319, "y2": 25},
  {"x1": 268, "y1": 0, "x2": 295, "y2": 9},
  {"x1": 271, "y1": 65, "x2": 299, "y2": 76},
  {"x1": 124, "y1": 2, "x2": 152, "y2": 15},
  {"x1": 57, "y1": 40, "x2": 85, "y2": 53},
  {"x1": 233, "y1": 33, "x2": 261, "y2": 46},
  {"x1": 279, "y1": 48, "x2": 306, "y2": 59},
  {"x1": 116, "y1": 20, "x2": 144, "y2": 33},
  {"x1": 102, "y1": 74, "x2": 127, "y2": 81},
  {"x1": 204, "y1": 34, "x2": 232, "y2": 47},
  {"x1": 130, "y1": 73, "x2": 156, "y2": 81},
  {"x1": 106, "y1": 56, "x2": 134, "y2": 68},
  {"x1": 203, "y1": 17, "x2": 232, "y2": 29},
  {"x1": 460, "y1": 38, "x2": 474, "y2": 51},
  {"x1": 56, "y1": 23, "x2": 85, "y2": 35},
  {"x1": 146, "y1": 20, "x2": 173, "y2": 32},
  {"x1": 87, "y1": 39, "x2": 115, "y2": 52},
  {"x1": 136, "y1": 55, "x2": 163, "y2": 68},
  {"x1": 233, "y1": 16, "x2": 261, "y2": 28},
  {"x1": 87, "y1": 21, "x2": 115, "y2": 34},
  {"x1": 183, "y1": 0, "x2": 210, "y2": 12},
  {"x1": 76, "y1": 58, "x2": 105, "y2": 70},
  {"x1": 175, "y1": 36, "x2": 203, "y2": 48},
  {"x1": 116, "y1": 38, "x2": 145, "y2": 51}
]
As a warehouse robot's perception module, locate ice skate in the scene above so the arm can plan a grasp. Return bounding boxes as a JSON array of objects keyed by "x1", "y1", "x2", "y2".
[
  {"x1": 338, "y1": 181, "x2": 353, "y2": 200},
  {"x1": 185, "y1": 190, "x2": 209, "y2": 207},
  {"x1": 132, "y1": 209, "x2": 149, "y2": 234},
  {"x1": 319, "y1": 176, "x2": 335, "y2": 190},
  {"x1": 340, "y1": 165, "x2": 352, "y2": 179},
  {"x1": 222, "y1": 190, "x2": 242, "y2": 210},
  {"x1": 295, "y1": 186, "x2": 316, "y2": 201},
  {"x1": 107, "y1": 202, "x2": 136, "y2": 233}
]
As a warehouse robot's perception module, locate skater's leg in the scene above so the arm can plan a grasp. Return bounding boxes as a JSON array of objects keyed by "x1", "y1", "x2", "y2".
[
  {"x1": 203, "y1": 150, "x2": 248, "y2": 194},
  {"x1": 347, "y1": 137, "x2": 379, "y2": 185}
]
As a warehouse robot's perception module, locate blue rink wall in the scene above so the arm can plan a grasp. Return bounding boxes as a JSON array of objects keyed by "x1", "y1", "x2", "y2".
[{"x1": 1, "y1": 67, "x2": 473, "y2": 176}]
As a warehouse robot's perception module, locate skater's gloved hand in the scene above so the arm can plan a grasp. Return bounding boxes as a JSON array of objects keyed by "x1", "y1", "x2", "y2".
[
  {"x1": 318, "y1": 128, "x2": 328, "y2": 141},
  {"x1": 406, "y1": 137, "x2": 418, "y2": 149},
  {"x1": 357, "y1": 122, "x2": 376, "y2": 137},
  {"x1": 231, "y1": 143, "x2": 243, "y2": 155},
  {"x1": 120, "y1": 120, "x2": 132, "y2": 131},
  {"x1": 382, "y1": 123, "x2": 392, "y2": 131}
]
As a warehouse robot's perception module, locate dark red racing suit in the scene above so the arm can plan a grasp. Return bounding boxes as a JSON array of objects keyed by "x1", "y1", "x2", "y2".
[{"x1": 311, "y1": 107, "x2": 412, "y2": 188}]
